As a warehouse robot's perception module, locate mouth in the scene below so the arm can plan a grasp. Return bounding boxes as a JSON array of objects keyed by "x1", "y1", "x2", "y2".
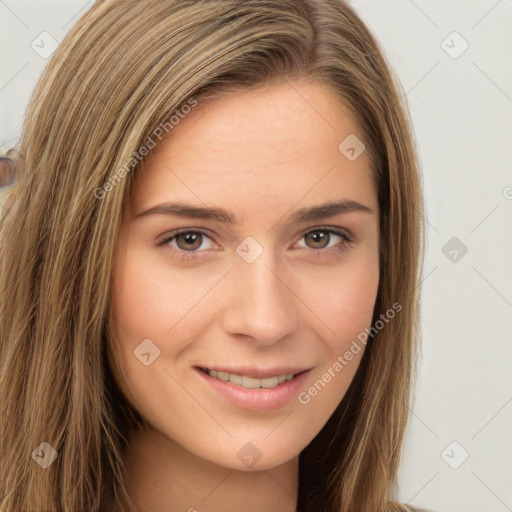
[
  {"x1": 195, "y1": 365, "x2": 312, "y2": 411},
  {"x1": 197, "y1": 367, "x2": 306, "y2": 390}
]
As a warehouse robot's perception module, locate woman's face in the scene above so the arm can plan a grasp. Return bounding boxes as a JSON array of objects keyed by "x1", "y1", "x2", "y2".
[{"x1": 110, "y1": 81, "x2": 380, "y2": 471}]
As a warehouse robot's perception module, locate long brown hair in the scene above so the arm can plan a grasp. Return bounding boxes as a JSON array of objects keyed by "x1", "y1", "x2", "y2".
[{"x1": 0, "y1": 1, "x2": 425, "y2": 511}]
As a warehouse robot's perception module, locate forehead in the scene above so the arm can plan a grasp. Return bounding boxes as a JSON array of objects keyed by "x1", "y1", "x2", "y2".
[{"x1": 129, "y1": 81, "x2": 377, "y2": 219}]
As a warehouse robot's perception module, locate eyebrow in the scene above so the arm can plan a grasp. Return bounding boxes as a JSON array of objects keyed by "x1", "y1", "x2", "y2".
[{"x1": 135, "y1": 199, "x2": 375, "y2": 224}]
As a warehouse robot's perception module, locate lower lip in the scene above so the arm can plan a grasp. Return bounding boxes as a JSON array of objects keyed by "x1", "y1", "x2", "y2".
[{"x1": 195, "y1": 368, "x2": 311, "y2": 412}]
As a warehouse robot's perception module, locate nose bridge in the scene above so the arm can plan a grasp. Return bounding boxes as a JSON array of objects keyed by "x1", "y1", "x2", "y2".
[{"x1": 221, "y1": 245, "x2": 298, "y2": 344}]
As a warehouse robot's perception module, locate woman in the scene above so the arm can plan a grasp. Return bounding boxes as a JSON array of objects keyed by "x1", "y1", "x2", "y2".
[{"x1": 0, "y1": 1, "x2": 429, "y2": 511}]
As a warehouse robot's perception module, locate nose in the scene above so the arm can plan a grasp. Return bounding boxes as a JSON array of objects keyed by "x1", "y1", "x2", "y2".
[{"x1": 221, "y1": 251, "x2": 298, "y2": 346}]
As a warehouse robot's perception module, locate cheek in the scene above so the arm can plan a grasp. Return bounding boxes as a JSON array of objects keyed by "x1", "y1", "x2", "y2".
[
  {"x1": 111, "y1": 245, "x2": 216, "y2": 339},
  {"x1": 109, "y1": 245, "x2": 233, "y2": 385},
  {"x1": 331, "y1": 265, "x2": 379, "y2": 341},
  {"x1": 112, "y1": 249, "x2": 166, "y2": 338},
  {"x1": 293, "y1": 257, "x2": 379, "y2": 428},
  {"x1": 295, "y1": 250, "x2": 380, "y2": 349}
]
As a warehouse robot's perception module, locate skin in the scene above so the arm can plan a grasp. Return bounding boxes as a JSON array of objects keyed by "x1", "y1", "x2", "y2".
[{"x1": 109, "y1": 80, "x2": 380, "y2": 512}]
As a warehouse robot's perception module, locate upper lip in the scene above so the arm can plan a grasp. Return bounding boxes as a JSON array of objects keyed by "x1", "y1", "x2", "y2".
[{"x1": 196, "y1": 365, "x2": 311, "y2": 379}]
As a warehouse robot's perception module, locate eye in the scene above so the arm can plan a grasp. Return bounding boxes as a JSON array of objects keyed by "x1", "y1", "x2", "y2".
[
  {"x1": 295, "y1": 228, "x2": 354, "y2": 254},
  {"x1": 157, "y1": 226, "x2": 354, "y2": 260},
  {"x1": 158, "y1": 229, "x2": 218, "y2": 254}
]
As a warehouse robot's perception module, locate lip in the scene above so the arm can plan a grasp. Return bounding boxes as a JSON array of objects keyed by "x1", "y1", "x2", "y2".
[
  {"x1": 195, "y1": 366, "x2": 312, "y2": 412},
  {"x1": 196, "y1": 365, "x2": 310, "y2": 379}
]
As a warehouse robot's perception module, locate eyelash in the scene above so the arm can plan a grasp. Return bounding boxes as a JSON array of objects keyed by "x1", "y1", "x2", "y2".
[{"x1": 157, "y1": 227, "x2": 355, "y2": 261}]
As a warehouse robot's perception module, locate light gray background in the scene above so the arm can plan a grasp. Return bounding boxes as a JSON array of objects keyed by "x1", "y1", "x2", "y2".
[{"x1": 1, "y1": 1, "x2": 511, "y2": 511}]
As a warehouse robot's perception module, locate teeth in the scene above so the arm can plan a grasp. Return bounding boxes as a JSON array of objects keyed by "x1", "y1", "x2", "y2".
[
  {"x1": 205, "y1": 369, "x2": 295, "y2": 389},
  {"x1": 261, "y1": 376, "x2": 279, "y2": 388},
  {"x1": 241, "y1": 376, "x2": 263, "y2": 389},
  {"x1": 229, "y1": 374, "x2": 242, "y2": 385}
]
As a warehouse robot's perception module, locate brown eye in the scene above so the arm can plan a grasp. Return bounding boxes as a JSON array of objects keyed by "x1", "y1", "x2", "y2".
[
  {"x1": 297, "y1": 228, "x2": 353, "y2": 254},
  {"x1": 174, "y1": 232, "x2": 203, "y2": 251},
  {"x1": 304, "y1": 230, "x2": 331, "y2": 249},
  {"x1": 158, "y1": 230, "x2": 217, "y2": 255}
]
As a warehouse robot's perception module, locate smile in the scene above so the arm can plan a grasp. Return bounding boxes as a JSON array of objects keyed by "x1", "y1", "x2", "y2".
[
  {"x1": 196, "y1": 365, "x2": 312, "y2": 411},
  {"x1": 200, "y1": 368, "x2": 295, "y2": 389}
]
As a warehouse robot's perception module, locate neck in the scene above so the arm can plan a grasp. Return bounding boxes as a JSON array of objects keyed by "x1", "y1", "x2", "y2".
[{"x1": 123, "y1": 424, "x2": 299, "y2": 512}]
